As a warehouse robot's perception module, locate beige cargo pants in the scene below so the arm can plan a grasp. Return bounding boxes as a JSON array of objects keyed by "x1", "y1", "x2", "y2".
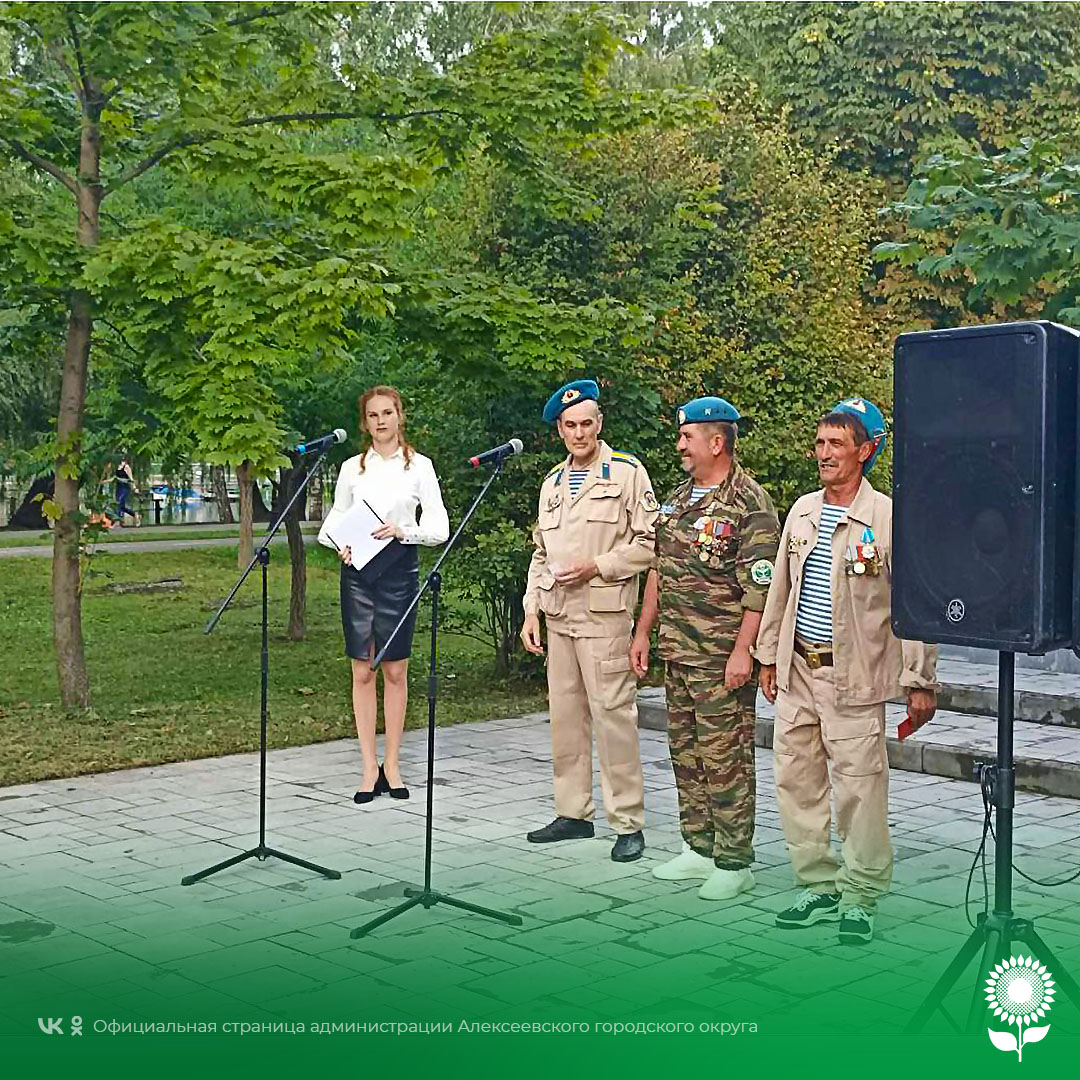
[
  {"x1": 773, "y1": 651, "x2": 892, "y2": 911},
  {"x1": 546, "y1": 630, "x2": 645, "y2": 834}
]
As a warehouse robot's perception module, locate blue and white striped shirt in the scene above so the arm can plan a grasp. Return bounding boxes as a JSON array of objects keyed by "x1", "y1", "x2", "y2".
[
  {"x1": 567, "y1": 468, "x2": 591, "y2": 498},
  {"x1": 690, "y1": 485, "x2": 716, "y2": 504},
  {"x1": 795, "y1": 503, "x2": 846, "y2": 643}
]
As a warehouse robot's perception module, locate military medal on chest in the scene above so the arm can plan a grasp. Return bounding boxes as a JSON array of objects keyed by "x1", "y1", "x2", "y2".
[
  {"x1": 844, "y1": 525, "x2": 883, "y2": 576},
  {"x1": 689, "y1": 514, "x2": 734, "y2": 564}
]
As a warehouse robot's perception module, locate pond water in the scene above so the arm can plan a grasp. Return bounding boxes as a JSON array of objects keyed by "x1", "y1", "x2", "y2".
[{"x1": 0, "y1": 474, "x2": 318, "y2": 529}]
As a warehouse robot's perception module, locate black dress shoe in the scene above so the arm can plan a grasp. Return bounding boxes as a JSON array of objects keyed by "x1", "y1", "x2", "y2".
[
  {"x1": 526, "y1": 817, "x2": 595, "y2": 843},
  {"x1": 378, "y1": 764, "x2": 409, "y2": 800},
  {"x1": 611, "y1": 831, "x2": 645, "y2": 862},
  {"x1": 354, "y1": 768, "x2": 382, "y2": 804}
]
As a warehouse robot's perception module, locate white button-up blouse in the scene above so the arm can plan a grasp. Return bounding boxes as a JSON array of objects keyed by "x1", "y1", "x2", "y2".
[{"x1": 317, "y1": 447, "x2": 450, "y2": 550}]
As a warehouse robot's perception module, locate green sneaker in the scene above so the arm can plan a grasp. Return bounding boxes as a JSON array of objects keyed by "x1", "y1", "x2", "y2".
[
  {"x1": 775, "y1": 888, "x2": 841, "y2": 929},
  {"x1": 838, "y1": 905, "x2": 874, "y2": 944}
]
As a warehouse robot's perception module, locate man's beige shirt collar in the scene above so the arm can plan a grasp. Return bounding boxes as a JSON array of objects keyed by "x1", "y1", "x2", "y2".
[
  {"x1": 795, "y1": 476, "x2": 876, "y2": 530},
  {"x1": 557, "y1": 441, "x2": 614, "y2": 502}
]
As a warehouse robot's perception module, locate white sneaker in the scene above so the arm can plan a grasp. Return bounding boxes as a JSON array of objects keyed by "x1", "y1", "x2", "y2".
[
  {"x1": 697, "y1": 867, "x2": 755, "y2": 901},
  {"x1": 651, "y1": 845, "x2": 715, "y2": 881}
]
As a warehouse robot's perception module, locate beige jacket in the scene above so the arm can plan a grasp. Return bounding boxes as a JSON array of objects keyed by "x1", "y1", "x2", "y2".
[
  {"x1": 755, "y1": 477, "x2": 938, "y2": 705},
  {"x1": 523, "y1": 441, "x2": 658, "y2": 638}
]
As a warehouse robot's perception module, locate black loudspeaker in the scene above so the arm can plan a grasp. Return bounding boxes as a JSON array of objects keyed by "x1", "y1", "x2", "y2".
[{"x1": 892, "y1": 321, "x2": 1079, "y2": 652}]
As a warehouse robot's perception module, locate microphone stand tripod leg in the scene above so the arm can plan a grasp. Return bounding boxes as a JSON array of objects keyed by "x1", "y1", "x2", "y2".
[{"x1": 348, "y1": 466, "x2": 522, "y2": 937}]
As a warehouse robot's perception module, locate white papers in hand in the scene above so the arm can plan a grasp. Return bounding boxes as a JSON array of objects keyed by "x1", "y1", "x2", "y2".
[{"x1": 325, "y1": 500, "x2": 391, "y2": 572}]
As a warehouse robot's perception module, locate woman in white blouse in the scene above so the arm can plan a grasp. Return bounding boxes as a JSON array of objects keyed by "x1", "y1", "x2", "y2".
[{"x1": 318, "y1": 385, "x2": 449, "y2": 804}]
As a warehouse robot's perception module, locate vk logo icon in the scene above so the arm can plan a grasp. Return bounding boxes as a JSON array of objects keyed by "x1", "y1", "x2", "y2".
[{"x1": 37, "y1": 1017, "x2": 64, "y2": 1035}]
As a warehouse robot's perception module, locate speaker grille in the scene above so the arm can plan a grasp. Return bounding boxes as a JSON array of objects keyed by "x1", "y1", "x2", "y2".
[{"x1": 902, "y1": 447, "x2": 1033, "y2": 639}]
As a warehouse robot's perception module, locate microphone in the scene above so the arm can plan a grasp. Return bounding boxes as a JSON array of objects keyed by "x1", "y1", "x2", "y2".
[
  {"x1": 469, "y1": 437, "x2": 524, "y2": 467},
  {"x1": 295, "y1": 429, "x2": 346, "y2": 455}
]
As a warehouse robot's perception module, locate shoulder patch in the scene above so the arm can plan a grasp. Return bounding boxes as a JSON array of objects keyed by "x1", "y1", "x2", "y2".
[
  {"x1": 750, "y1": 559, "x2": 773, "y2": 586},
  {"x1": 610, "y1": 452, "x2": 640, "y2": 468},
  {"x1": 544, "y1": 463, "x2": 564, "y2": 480}
]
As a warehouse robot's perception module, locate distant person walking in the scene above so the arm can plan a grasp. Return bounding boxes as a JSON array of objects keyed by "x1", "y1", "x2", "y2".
[{"x1": 114, "y1": 456, "x2": 141, "y2": 527}]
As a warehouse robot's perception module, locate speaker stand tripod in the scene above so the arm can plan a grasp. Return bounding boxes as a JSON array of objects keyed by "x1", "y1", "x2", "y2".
[{"x1": 906, "y1": 651, "x2": 1080, "y2": 1032}]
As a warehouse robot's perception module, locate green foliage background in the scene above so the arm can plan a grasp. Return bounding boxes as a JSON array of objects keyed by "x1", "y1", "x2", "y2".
[{"x1": 5, "y1": 1, "x2": 1080, "y2": 678}]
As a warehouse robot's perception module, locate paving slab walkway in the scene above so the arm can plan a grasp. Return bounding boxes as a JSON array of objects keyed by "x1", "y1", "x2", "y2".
[{"x1": 1, "y1": 716, "x2": 1078, "y2": 1038}]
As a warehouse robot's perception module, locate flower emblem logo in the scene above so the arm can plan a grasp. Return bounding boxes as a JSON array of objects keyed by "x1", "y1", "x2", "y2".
[
  {"x1": 946, "y1": 598, "x2": 965, "y2": 623},
  {"x1": 985, "y1": 956, "x2": 1055, "y2": 1062}
]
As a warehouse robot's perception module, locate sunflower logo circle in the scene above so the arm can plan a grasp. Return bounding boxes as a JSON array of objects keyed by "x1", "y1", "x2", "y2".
[{"x1": 985, "y1": 956, "x2": 1055, "y2": 1027}]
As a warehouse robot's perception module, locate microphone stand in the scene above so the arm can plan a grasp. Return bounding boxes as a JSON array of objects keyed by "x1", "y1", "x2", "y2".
[
  {"x1": 350, "y1": 453, "x2": 523, "y2": 937},
  {"x1": 182, "y1": 445, "x2": 342, "y2": 886}
]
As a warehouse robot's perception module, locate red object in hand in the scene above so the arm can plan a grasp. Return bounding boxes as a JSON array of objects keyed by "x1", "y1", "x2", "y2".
[{"x1": 898, "y1": 713, "x2": 928, "y2": 740}]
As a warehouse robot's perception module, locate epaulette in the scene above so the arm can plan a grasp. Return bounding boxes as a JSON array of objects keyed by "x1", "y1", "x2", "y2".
[
  {"x1": 544, "y1": 462, "x2": 564, "y2": 480},
  {"x1": 610, "y1": 452, "x2": 640, "y2": 468}
]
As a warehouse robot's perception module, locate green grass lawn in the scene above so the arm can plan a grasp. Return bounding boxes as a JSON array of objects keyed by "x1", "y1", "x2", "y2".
[
  {"x1": 0, "y1": 523, "x2": 321, "y2": 547},
  {"x1": 0, "y1": 545, "x2": 547, "y2": 786}
]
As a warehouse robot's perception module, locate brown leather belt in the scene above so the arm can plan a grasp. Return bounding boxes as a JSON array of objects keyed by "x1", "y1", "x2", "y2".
[{"x1": 794, "y1": 637, "x2": 833, "y2": 670}]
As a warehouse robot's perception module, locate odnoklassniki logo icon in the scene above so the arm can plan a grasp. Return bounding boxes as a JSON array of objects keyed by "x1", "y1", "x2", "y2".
[{"x1": 986, "y1": 956, "x2": 1055, "y2": 1062}]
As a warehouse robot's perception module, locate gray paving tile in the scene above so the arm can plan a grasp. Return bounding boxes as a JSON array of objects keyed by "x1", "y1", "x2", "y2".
[{"x1": 0, "y1": 717, "x2": 1078, "y2": 1038}]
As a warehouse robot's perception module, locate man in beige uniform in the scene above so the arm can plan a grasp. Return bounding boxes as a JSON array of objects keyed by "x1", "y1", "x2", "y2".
[
  {"x1": 522, "y1": 379, "x2": 659, "y2": 862},
  {"x1": 756, "y1": 398, "x2": 938, "y2": 944}
]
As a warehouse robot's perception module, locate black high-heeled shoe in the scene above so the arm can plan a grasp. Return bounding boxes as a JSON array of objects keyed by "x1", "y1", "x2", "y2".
[
  {"x1": 354, "y1": 769, "x2": 382, "y2": 804},
  {"x1": 379, "y1": 764, "x2": 409, "y2": 800}
]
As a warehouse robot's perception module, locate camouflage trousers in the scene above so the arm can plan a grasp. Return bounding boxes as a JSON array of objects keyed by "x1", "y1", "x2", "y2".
[{"x1": 664, "y1": 661, "x2": 757, "y2": 869}]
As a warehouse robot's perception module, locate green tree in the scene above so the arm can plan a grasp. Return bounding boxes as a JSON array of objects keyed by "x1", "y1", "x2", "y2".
[
  {"x1": 0, "y1": 2, "x2": 668, "y2": 702},
  {"x1": 711, "y1": 1, "x2": 1080, "y2": 183},
  {"x1": 471, "y1": 92, "x2": 898, "y2": 513},
  {"x1": 875, "y1": 139, "x2": 1080, "y2": 323}
]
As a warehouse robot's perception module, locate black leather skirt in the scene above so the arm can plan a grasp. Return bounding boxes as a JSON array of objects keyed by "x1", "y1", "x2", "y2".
[{"x1": 339, "y1": 541, "x2": 420, "y2": 662}]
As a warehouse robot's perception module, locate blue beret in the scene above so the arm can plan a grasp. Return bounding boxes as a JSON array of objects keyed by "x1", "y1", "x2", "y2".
[
  {"x1": 830, "y1": 397, "x2": 887, "y2": 473},
  {"x1": 543, "y1": 379, "x2": 600, "y2": 423},
  {"x1": 676, "y1": 396, "x2": 742, "y2": 426}
]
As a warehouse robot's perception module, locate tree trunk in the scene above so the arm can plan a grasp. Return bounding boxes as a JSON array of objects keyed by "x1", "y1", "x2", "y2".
[
  {"x1": 278, "y1": 458, "x2": 307, "y2": 640},
  {"x1": 308, "y1": 464, "x2": 324, "y2": 521},
  {"x1": 211, "y1": 465, "x2": 233, "y2": 523},
  {"x1": 52, "y1": 103, "x2": 103, "y2": 709},
  {"x1": 237, "y1": 460, "x2": 254, "y2": 567}
]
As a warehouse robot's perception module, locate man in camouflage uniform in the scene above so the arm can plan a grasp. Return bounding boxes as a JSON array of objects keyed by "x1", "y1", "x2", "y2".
[{"x1": 631, "y1": 397, "x2": 780, "y2": 899}]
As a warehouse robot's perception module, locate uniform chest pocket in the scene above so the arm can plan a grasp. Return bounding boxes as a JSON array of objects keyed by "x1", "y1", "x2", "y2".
[
  {"x1": 586, "y1": 491, "x2": 622, "y2": 523},
  {"x1": 538, "y1": 504, "x2": 562, "y2": 531},
  {"x1": 787, "y1": 534, "x2": 812, "y2": 578}
]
